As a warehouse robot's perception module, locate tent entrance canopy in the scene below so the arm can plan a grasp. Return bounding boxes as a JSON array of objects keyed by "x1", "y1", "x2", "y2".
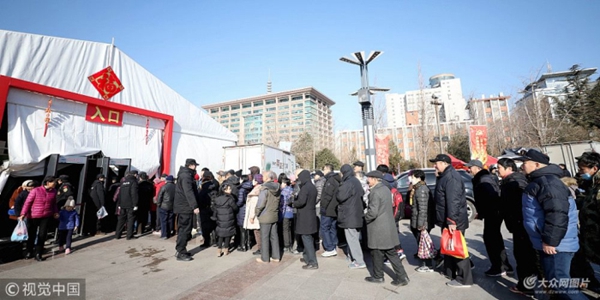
[{"x1": 0, "y1": 76, "x2": 174, "y2": 177}]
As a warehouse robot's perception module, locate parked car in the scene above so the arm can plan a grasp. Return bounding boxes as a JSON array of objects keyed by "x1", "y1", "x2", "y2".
[{"x1": 396, "y1": 168, "x2": 477, "y2": 222}]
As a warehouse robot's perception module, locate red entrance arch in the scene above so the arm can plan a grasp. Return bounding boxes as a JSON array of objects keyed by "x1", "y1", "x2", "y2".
[{"x1": 0, "y1": 75, "x2": 174, "y2": 173}]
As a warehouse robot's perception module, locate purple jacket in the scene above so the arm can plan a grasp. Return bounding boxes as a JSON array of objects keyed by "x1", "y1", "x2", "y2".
[{"x1": 21, "y1": 186, "x2": 58, "y2": 219}]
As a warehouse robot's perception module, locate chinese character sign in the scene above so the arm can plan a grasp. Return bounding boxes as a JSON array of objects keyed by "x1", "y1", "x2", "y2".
[
  {"x1": 469, "y1": 125, "x2": 488, "y2": 166},
  {"x1": 85, "y1": 104, "x2": 124, "y2": 126},
  {"x1": 375, "y1": 134, "x2": 391, "y2": 167},
  {"x1": 88, "y1": 66, "x2": 124, "y2": 100}
]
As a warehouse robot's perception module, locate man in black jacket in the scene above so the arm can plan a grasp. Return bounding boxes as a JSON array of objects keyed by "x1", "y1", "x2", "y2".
[
  {"x1": 320, "y1": 164, "x2": 340, "y2": 258},
  {"x1": 137, "y1": 172, "x2": 154, "y2": 234},
  {"x1": 337, "y1": 164, "x2": 366, "y2": 269},
  {"x1": 430, "y1": 154, "x2": 473, "y2": 288},
  {"x1": 173, "y1": 159, "x2": 200, "y2": 262},
  {"x1": 157, "y1": 175, "x2": 175, "y2": 239},
  {"x1": 466, "y1": 159, "x2": 513, "y2": 277},
  {"x1": 87, "y1": 174, "x2": 106, "y2": 235},
  {"x1": 115, "y1": 172, "x2": 139, "y2": 240},
  {"x1": 498, "y1": 158, "x2": 538, "y2": 295}
]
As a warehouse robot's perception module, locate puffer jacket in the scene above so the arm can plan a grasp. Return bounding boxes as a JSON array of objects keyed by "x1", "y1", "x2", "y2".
[
  {"x1": 500, "y1": 171, "x2": 528, "y2": 233},
  {"x1": 472, "y1": 169, "x2": 501, "y2": 219},
  {"x1": 314, "y1": 177, "x2": 325, "y2": 204},
  {"x1": 21, "y1": 186, "x2": 58, "y2": 219},
  {"x1": 522, "y1": 164, "x2": 579, "y2": 252},
  {"x1": 434, "y1": 166, "x2": 469, "y2": 231},
  {"x1": 243, "y1": 184, "x2": 261, "y2": 230},
  {"x1": 337, "y1": 164, "x2": 365, "y2": 229},
  {"x1": 211, "y1": 194, "x2": 238, "y2": 238},
  {"x1": 173, "y1": 166, "x2": 199, "y2": 214},
  {"x1": 293, "y1": 170, "x2": 318, "y2": 235},
  {"x1": 118, "y1": 175, "x2": 139, "y2": 209},
  {"x1": 157, "y1": 181, "x2": 176, "y2": 211},
  {"x1": 410, "y1": 182, "x2": 435, "y2": 230},
  {"x1": 279, "y1": 186, "x2": 294, "y2": 220},
  {"x1": 320, "y1": 171, "x2": 341, "y2": 217},
  {"x1": 237, "y1": 179, "x2": 253, "y2": 226},
  {"x1": 256, "y1": 181, "x2": 281, "y2": 224}
]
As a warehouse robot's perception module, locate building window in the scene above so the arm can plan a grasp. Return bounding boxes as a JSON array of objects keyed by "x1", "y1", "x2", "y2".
[
  {"x1": 279, "y1": 117, "x2": 289, "y2": 122},
  {"x1": 231, "y1": 104, "x2": 240, "y2": 110},
  {"x1": 292, "y1": 109, "x2": 303, "y2": 114},
  {"x1": 278, "y1": 97, "x2": 289, "y2": 103},
  {"x1": 242, "y1": 111, "x2": 252, "y2": 115},
  {"x1": 242, "y1": 103, "x2": 251, "y2": 108},
  {"x1": 280, "y1": 105, "x2": 289, "y2": 110},
  {"x1": 291, "y1": 95, "x2": 303, "y2": 101},
  {"x1": 265, "y1": 99, "x2": 276, "y2": 105},
  {"x1": 292, "y1": 103, "x2": 303, "y2": 108},
  {"x1": 265, "y1": 113, "x2": 275, "y2": 118},
  {"x1": 231, "y1": 118, "x2": 240, "y2": 122},
  {"x1": 222, "y1": 106, "x2": 230, "y2": 112},
  {"x1": 280, "y1": 111, "x2": 289, "y2": 116},
  {"x1": 231, "y1": 112, "x2": 238, "y2": 117},
  {"x1": 232, "y1": 129, "x2": 239, "y2": 133},
  {"x1": 230, "y1": 123, "x2": 240, "y2": 128},
  {"x1": 210, "y1": 108, "x2": 219, "y2": 113},
  {"x1": 254, "y1": 101, "x2": 263, "y2": 107},
  {"x1": 267, "y1": 107, "x2": 276, "y2": 111},
  {"x1": 220, "y1": 119, "x2": 229, "y2": 124},
  {"x1": 221, "y1": 114, "x2": 229, "y2": 118},
  {"x1": 253, "y1": 109, "x2": 263, "y2": 114}
]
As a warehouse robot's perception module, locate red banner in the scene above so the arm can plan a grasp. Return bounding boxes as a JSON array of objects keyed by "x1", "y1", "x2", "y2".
[
  {"x1": 375, "y1": 134, "x2": 391, "y2": 167},
  {"x1": 88, "y1": 66, "x2": 124, "y2": 100},
  {"x1": 85, "y1": 104, "x2": 124, "y2": 126},
  {"x1": 469, "y1": 125, "x2": 488, "y2": 166}
]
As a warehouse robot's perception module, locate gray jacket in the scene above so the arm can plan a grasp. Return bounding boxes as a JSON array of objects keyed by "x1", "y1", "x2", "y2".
[
  {"x1": 365, "y1": 182, "x2": 400, "y2": 250},
  {"x1": 256, "y1": 181, "x2": 280, "y2": 224}
]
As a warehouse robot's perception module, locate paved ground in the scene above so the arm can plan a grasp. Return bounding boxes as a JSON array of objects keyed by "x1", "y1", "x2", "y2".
[{"x1": 0, "y1": 219, "x2": 596, "y2": 299}]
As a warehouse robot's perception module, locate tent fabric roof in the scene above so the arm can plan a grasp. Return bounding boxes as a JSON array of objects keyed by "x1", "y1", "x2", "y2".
[{"x1": 0, "y1": 30, "x2": 237, "y2": 173}]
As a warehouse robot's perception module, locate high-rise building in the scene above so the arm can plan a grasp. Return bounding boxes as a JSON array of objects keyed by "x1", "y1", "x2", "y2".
[
  {"x1": 467, "y1": 94, "x2": 510, "y2": 127},
  {"x1": 386, "y1": 73, "x2": 467, "y2": 127},
  {"x1": 202, "y1": 87, "x2": 335, "y2": 150},
  {"x1": 516, "y1": 67, "x2": 597, "y2": 117}
]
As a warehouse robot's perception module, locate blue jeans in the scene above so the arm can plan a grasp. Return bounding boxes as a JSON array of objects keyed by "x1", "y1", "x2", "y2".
[
  {"x1": 539, "y1": 251, "x2": 587, "y2": 300},
  {"x1": 320, "y1": 216, "x2": 338, "y2": 252}
]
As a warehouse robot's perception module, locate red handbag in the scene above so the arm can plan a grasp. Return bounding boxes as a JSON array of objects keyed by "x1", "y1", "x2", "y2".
[{"x1": 440, "y1": 228, "x2": 469, "y2": 259}]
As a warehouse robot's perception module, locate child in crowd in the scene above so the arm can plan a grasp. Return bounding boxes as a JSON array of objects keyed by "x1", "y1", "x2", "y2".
[
  {"x1": 58, "y1": 197, "x2": 80, "y2": 255},
  {"x1": 211, "y1": 183, "x2": 238, "y2": 257}
]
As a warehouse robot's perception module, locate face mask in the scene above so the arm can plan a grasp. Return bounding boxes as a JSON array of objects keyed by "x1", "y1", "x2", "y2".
[{"x1": 581, "y1": 173, "x2": 593, "y2": 181}]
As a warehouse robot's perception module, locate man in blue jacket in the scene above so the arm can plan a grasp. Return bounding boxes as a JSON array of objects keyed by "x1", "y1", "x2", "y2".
[{"x1": 520, "y1": 149, "x2": 586, "y2": 299}]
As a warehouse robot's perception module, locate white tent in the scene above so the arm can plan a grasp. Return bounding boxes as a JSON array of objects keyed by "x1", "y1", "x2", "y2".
[{"x1": 0, "y1": 30, "x2": 237, "y2": 178}]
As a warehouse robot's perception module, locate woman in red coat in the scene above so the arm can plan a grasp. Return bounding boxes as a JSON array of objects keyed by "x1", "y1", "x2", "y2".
[{"x1": 20, "y1": 176, "x2": 59, "y2": 261}]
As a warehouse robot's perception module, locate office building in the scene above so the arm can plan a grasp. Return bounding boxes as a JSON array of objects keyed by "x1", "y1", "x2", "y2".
[{"x1": 202, "y1": 87, "x2": 335, "y2": 150}]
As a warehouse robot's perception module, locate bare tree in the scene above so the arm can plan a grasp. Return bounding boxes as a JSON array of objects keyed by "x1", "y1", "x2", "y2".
[{"x1": 411, "y1": 63, "x2": 437, "y2": 166}]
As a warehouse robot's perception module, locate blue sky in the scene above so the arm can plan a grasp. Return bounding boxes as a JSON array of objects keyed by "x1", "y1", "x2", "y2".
[{"x1": 2, "y1": 1, "x2": 599, "y2": 131}]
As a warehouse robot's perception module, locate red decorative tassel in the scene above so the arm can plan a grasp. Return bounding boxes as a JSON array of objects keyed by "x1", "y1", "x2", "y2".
[
  {"x1": 145, "y1": 118, "x2": 149, "y2": 145},
  {"x1": 43, "y1": 98, "x2": 53, "y2": 137}
]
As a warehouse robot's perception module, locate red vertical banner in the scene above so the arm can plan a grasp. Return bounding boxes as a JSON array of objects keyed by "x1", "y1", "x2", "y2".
[
  {"x1": 43, "y1": 98, "x2": 53, "y2": 137},
  {"x1": 469, "y1": 125, "x2": 488, "y2": 166},
  {"x1": 145, "y1": 118, "x2": 149, "y2": 145},
  {"x1": 375, "y1": 134, "x2": 391, "y2": 166}
]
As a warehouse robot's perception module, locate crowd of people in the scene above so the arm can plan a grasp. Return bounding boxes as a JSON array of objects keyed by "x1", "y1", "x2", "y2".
[{"x1": 6, "y1": 150, "x2": 600, "y2": 298}]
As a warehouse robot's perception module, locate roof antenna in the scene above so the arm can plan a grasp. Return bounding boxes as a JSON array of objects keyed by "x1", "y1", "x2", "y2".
[
  {"x1": 267, "y1": 69, "x2": 272, "y2": 94},
  {"x1": 546, "y1": 59, "x2": 552, "y2": 73}
]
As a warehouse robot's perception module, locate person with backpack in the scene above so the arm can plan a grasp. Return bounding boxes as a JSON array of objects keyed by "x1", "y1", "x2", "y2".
[{"x1": 157, "y1": 175, "x2": 175, "y2": 239}]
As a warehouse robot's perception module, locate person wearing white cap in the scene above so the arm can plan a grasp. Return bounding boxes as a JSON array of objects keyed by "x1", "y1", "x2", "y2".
[{"x1": 58, "y1": 197, "x2": 80, "y2": 255}]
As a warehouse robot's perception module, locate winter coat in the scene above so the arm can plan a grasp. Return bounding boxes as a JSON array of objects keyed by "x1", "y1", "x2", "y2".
[
  {"x1": 138, "y1": 180, "x2": 155, "y2": 211},
  {"x1": 522, "y1": 164, "x2": 579, "y2": 252},
  {"x1": 410, "y1": 182, "x2": 435, "y2": 230},
  {"x1": 56, "y1": 182, "x2": 74, "y2": 208},
  {"x1": 173, "y1": 166, "x2": 199, "y2": 214},
  {"x1": 198, "y1": 180, "x2": 218, "y2": 210},
  {"x1": 118, "y1": 175, "x2": 139, "y2": 209},
  {"x1": 279, "y1": 186, "x2": 294, "y2": 220},
  {"x1": 293, "y1": 170, "x2": 318, "y2": 235},
  {"x1": 579, "y1": 171, "x2": 600, "y2": 264},
  {"x1": 89, "y1": 179, "x2": 106, "y2": 210},
  {"x1": 13, "y1": 189, "x2": 29, "y2": 220},
  {"x1": 243, "y1": 185, "x2": 261, "y2": 230},
  {"x1": 472, "y1": 169, "x2": 501, "y2": 219},
  {"x1": 320, "y1": 172, "x2": 341, "y2": 217},
  {"x1": 225, "y1": 176, "x2": 240, "y2": 201},
  {"x1": 21, "y1": 186, "x2": 58, "y2": 219},
  {"x1": 337, "y1": 164, "x2": 365, "y2": 229},
  {"x1": 58, "y1": 209, "x2": 80, "y2": 230},
  {"x1": 434, "y1": 166, "x2": 469, "y2": 231},
  {"x1": 211, "y1": 194, "x2": 238, "y2": 238},
  {"x1": 157, "y1": 182, "x2": 176, "y2": 211},
  {"x1": 314, "y1": 177, "x2": 325, "y2": 204},
  {"x1": 237, "y1": 179, "x2": 253, "y2": 226},
  {"x1": 152, "y1": 180, "x2": 166, "y2": 212},
  {"x1": 500, "y1": 172, "x2": 529, "y2": 233},
  {"x1": 256, "y1": 181, "x2": 281, "y2": 224},
  {"x1": 365, "y1": 182, "x2": 400, "y2": 250}
]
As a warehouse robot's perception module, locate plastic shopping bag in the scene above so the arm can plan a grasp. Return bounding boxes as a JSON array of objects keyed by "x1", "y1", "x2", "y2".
[
  {"x1": 11, "y1": 219, "x2": 28, "y2": 242},
  {"x1": 440, "y1": 228, "x2": 469, "y2": 259},
  {"x1": 96, "y1": 206, "x2": 108, "y2": 219},
  {"x1": 418, "y1": 230, "x2": 436, "y2": 260}
]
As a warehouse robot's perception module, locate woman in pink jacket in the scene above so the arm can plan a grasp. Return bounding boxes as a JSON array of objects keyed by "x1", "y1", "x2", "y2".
[{"x1": 19, "y1": 176, "x2": 59, "y2": 261}]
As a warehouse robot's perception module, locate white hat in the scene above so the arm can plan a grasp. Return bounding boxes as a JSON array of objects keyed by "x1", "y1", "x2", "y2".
[
  {"x1": 21, "y1": 180, "x2": 33, "y2": 187},
  {"x1": 65, "y1": 198, "x2": 76, "y2": 207}
]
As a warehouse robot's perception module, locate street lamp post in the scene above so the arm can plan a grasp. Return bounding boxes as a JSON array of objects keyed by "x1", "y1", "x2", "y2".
[
  {"x1": 340, "y1": 51, "x2": 389, "y2": 172},
  {"x1": 431, "y1": 94, "x2": 444, "y2": 153}
]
